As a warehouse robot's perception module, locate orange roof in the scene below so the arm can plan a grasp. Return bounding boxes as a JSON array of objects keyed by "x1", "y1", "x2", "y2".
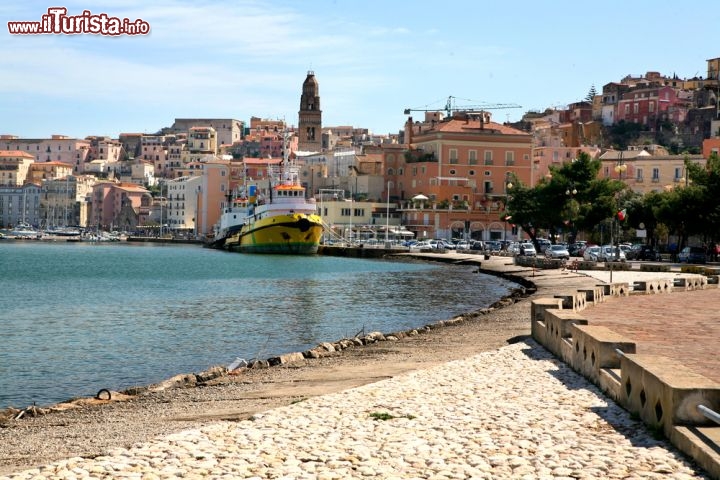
[
  {"x1": 243, "y1": 157, "x2": 282, "y2": 165},
  {"x1": 433, "y1": 118, "x2": 529, "y2": 136},
  {"x1": 30, "y1": 161, "x2": 72, "y2": 167},
  {"x1": 0, "y1": 150, "x2": 35, "y2": 158}
]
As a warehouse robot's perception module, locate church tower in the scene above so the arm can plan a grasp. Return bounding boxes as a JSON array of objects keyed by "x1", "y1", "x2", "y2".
[{"x1": 297, "y1": 71, "x2": 322, "y2": 152}]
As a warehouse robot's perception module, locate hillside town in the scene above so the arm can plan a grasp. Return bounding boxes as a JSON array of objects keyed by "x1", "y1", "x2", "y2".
[{"x1": 2, "y1": 58, "x2": 720, "y2": 246}]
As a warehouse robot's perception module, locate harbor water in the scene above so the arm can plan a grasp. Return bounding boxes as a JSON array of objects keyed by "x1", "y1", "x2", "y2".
[{"x1": 0, "y1": 241, "x2": 516, "y2": 410}]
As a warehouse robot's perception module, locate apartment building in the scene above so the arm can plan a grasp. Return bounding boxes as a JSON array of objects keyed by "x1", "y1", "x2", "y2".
[
  {"x1": 0, "y1": 183, "x2": 42, "y2": 228},
  {"x1": 384, "y1": 111, "x2": 532, "y2": 241},
  {"x1": 91, "y1": 181, "x2": 152, "y2": 231},
  {"x1": 599, "y1": 146, "x2": 705, "y2": 194},
  {"x1": 165, "y1": 175, "x2": 202, "y2": 233},
  {"x1": 170, "y1": 118, "x2": 244, "y2": 149},
  {"x1": 28, "y1": 161, "x2": 73, "y2": 185},
  {"x1": 0, "y1": 135, "x2": 90, "y2": 174},
  {"x1": 0, "y1": 150, "x2": 35, "y2": 186}
]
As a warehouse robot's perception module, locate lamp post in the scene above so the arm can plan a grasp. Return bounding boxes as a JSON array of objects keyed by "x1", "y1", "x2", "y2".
[
  {"x1": 565, "y1": 184, "x2": 577, "y2": 244},
  {"x1": 385, "y1": 181, "x2": 390, "y2": 246},
  {"x1": 613, "y1": 156, "x2": 627, "y2": 262},
  {"x1": 504, "y1": 175, "x2": 513, "y2": 242}
]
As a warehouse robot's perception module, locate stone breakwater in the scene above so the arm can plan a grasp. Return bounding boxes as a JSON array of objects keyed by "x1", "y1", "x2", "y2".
[{"x1": 1, "y1": 341, "x2": 707, "y2": 480}]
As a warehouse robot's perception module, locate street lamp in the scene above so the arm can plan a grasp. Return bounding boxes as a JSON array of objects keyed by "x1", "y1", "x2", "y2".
[
  {"x1": 504, "y1": 174, "x2": 513, "y2": 241},
  {"x1": 613, "y1": 156, "x2": 627, "y2": 262},
  {"x1": 565, "y1": 184, "x2": 578, "y2": 244}
]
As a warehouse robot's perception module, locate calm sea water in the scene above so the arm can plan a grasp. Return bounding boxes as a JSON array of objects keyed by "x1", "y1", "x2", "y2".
[{"x1": 0, "y1": 241, "x2": 515, "y2": 409}]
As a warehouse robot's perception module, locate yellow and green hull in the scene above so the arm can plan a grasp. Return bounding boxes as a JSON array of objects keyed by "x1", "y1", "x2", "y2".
[{"x1": 226, "y1": 213, "x2": 323, "y2": 254}]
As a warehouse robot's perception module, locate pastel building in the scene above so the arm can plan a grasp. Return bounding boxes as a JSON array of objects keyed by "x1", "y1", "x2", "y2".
[
  {"x1": 165, "y1": 175, "x2": 203, "y2": 233},
  {"x1": 0, "y1": 135, "x2": 90, "y2": 174},
  {"x1": 28, "y1": 161, "x2": 73, "y2": 185},
  {"x1": 170, "y1": 119, "x2": 244, "y2": 150},
  {"x1": 599, "y1": 146, "x2": 705, "y2": 194},
  {"x1": 0, "y1": 150, "x2": 35, "y2": 186},
  {"x1": 91, "y1": 182, "x2": 152, "y2": 231},
  {"x1": 385, "y1": 111, "x2": 533, "y2": 241}
]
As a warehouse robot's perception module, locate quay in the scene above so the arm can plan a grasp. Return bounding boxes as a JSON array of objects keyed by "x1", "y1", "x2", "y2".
[{"x1": 1, "y1": 250, "x2": 719, "y2": 479}]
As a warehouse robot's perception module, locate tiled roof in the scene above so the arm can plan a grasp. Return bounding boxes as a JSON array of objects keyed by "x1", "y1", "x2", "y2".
[
  {"x1": 432, "y1": 118, "x2": 529, "y2": 136},
  {"x1": 243, "y1": 157, "x2": 283, "y2": 165},
  {"x1": 0, "y1": 150, "x2": 35, "y2": 158}
]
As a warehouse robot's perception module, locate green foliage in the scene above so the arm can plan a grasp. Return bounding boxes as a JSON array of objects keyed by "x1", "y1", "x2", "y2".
[
  {"x1": 506, "y1": 152, "x2": 623, "y2": 245},
  {"x1": 584, "y1": 85, "x2": 597, "y2": 103},
  {"x1": 369, "y1": 412, "x2": 416, "y2": 421}
]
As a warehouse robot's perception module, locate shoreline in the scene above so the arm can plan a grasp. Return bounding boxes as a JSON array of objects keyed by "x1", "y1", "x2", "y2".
[{"x1": 0, "y1": 253, "x2": 543, "y2": 475}]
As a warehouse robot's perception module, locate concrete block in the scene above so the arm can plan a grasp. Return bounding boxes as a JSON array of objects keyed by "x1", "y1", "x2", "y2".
[
  {"x1": 619, "y1": 354, "x2": 720, "y2": 434},
  {"x1": 530, "y1": 298, "x2": 563, "y2": 345},
  {"x1": 569, "y1": 324, "x2": 636, "y2": 385}
]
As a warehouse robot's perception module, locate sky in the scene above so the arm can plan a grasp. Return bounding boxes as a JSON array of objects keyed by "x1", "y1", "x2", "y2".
[{"x1": 2, "y1": 0, "x2": 719, "y2": 140}]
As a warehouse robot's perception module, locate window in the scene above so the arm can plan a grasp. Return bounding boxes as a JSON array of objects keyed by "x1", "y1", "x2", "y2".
[
  {"x1": 387, "y1": 168, "x2": 394, "y2": 175},
  {"x1": 505, "y1": 152, "x2": 515, "y2": 166},
  {"x1": 636, "y1": 167, "x2": 643, "y2": 182},
  {"x1": 649, "y1": 102, "x2": 655, "y2": 113},
  {"x1": 674, "y1": 167, "x2": 683, "y2": 181},
  {"x1": 652, "y1": 168, "x2": 660, "y2": 182},
  {"x1": 469, "y1": 170, "x2": 475, "y2": 176},
  {"x1": 449, "y1": 148, "x2": 458, "y2": 164},
  {"x1": 633, "y1": 103, "x2": 639, "y2": 114},
  {"x1": 484, "y1": 181, "x2": 493, "y2": 193},
  {"x1": 624, "y1": 104, "x2": 630, "y2": 114},
  {"x1": 484, "y1": 151, "x2": 493, "y2": 165},
  {"x1": 449, "y1": 169, "x2": 456, "y2": 175},
  {"x1": 468, "y1": 150, "x2": 477, "y2": 165}
]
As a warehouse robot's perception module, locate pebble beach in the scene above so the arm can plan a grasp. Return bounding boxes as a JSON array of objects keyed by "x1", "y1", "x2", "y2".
[{"x1": 0, "y1": 340, "x2": 707, "y2": 479}]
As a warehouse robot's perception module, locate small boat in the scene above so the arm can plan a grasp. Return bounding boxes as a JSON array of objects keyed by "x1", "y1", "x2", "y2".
[
  {"x1": 10, "y1": 223, "x2": 40, "y2": 239},
  {"x1": 209, "y1": 135, "x2": 323, "y2": 254}
]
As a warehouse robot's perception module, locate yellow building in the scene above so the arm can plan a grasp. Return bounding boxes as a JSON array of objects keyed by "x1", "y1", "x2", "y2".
[
  {"x1": 28, "y1": 161, "x2": 73, "y2": 185},
  {"x1": 599, "y1": 147, "x2": 705, "y2": 194},
  {"x1": 0, "y1": 150, "x2": 35, "y2": 186}
]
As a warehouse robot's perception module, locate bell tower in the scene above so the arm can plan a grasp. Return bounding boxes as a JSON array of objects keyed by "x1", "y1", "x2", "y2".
[{"x1": 298, "y1": 71, "x2": 322, "y2": 152}]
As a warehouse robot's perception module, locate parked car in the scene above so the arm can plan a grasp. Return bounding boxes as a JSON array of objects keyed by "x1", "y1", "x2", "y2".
[
  {"x1": 469, "y1": 240, "x2": 484, "y2": 251},
  {"x1": 455, "y1": 240, "x2": 470, "y2": 250},
  {"x1": 535, "y1": 238, "x2": 551, "y2": 253},
  {"x1": 626, "y1": 244, "x2": 662, "y2": 261},
  {"x1": 568, "y1": 241, "x2": 587, "y2": 256},
  {"x1": 507, "y1": 242, "x2": 520, "y2": 255},
  {"x1": 678, "y1": 246, "x2": 707, "y2": 264},
  {"x1": 485, "y1": 240, "x2": 502, "y2": 252},
  {"x1": 583, "y1": 245, "x2": 601, "y2": 261},
  {"x1": 545, "y1": 244, "x2": 570, "y2": 260},
  {"x1": 598, "y1": 245, "x2": 626, "y2": 262},
  {"x1": 518, "y1": 242, "x2": 536, "y2": 256}
]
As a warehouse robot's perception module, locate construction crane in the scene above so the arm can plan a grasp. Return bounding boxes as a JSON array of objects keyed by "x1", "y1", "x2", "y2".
[{"x1": 404, "y1": 95, "x2": 521, "y2": 116}]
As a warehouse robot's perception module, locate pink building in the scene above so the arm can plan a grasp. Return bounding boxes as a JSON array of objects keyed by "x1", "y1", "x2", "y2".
[
  {"x1": 0, "y1": 135, "x2": 90, "y2": 173},
  {"x1": 91, "y1": 181, "x2": 152, "y2": 231},
  {"x1": 616, "y1": 86, "x2": 689, "y2": 127}
]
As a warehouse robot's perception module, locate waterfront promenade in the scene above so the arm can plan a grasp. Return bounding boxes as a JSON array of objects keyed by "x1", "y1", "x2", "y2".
[{"x1": 1, "y1": 253, "x2": 718, "y2": 479}]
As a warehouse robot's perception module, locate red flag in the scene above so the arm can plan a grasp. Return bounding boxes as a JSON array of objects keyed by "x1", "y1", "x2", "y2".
[{"x1": 617, "y1": 209, "x2": 627, "y2": 221}]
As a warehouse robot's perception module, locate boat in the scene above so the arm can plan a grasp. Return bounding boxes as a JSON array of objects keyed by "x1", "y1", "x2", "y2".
[
  {"x1": 10, "y1": 223, "x2": 40, "y2": 239},
  {"x1": 46, "y1": 226, "x2": 81, "y2": 237},
  {"x1": 209, "y1": 135, "x2": 323, "y2": 254}
]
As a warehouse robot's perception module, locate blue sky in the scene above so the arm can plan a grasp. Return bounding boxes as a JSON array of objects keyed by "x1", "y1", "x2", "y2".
[{"x1": 1, "y1": 0, "x2": 718, "y2": 139}]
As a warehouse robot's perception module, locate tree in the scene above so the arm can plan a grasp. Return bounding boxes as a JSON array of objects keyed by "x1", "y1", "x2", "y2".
[
  {"x1": 506, "y1": 152, "x2": 624, "y2": 248},
  {"x1": 584, "y1": 85, "x2": 597, "y2": 103}
]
